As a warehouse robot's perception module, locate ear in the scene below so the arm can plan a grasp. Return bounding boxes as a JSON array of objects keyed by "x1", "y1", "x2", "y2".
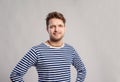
[{"x1": 46, "y1": 27, "x2": 49, "y2": 33}]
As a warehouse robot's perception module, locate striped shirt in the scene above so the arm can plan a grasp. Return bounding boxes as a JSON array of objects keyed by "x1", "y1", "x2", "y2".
[{"x1": 10, "y1": 43, "x2": 86, "y2": 82}]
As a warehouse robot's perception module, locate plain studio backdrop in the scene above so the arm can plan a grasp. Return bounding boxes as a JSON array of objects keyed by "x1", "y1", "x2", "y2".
[{"x1": 0, "y1": 0, "x2": 120, "y2": 82}]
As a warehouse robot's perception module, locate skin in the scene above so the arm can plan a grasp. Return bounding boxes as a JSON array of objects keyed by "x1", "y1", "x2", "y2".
[{"x1": 46, "y1": 18, "x2": 66, "y2": 47}]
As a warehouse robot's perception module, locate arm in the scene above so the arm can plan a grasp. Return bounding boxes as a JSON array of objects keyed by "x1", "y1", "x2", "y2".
[
  {"x1": 72, "y1": 49, "x2": 86, "y2": 82},
  {"x1": 10, "y1": 48, "x2": 38, "y2": 82}
]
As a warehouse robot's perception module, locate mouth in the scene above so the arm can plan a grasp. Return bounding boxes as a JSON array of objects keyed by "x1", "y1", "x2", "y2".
[{"x1": 53, "y1": 32, "x2": 60, "y2": 35}]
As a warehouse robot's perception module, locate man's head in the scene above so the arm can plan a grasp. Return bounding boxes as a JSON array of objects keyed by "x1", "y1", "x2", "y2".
[
  {"x1": 46, "y1": 11, "x2": 66, "y2": 42},
  {"x1": 46, "y1": 11, "x2": 66, "y2": 27}
]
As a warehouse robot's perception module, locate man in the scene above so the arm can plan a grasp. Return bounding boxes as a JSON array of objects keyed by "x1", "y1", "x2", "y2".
[{"x1": 10, "y1": 11, "x2": 86, "y2": 82}]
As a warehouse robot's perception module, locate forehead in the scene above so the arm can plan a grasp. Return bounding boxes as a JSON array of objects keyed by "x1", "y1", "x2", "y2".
[{"x1": 48, "y1": 18, "x2": 64, "y2": 25}]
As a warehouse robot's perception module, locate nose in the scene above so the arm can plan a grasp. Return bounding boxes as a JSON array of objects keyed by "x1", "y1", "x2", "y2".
[{"x1": 55, "y1": 26, "x2": 59, "y2": 32}]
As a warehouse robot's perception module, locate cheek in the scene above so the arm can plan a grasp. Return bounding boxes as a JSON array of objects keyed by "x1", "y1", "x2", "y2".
[
  {"x1": 62, "y1": 28, "x2": 66, "y2": 33},
  {"x1": 48, "y1": 29, "x2": 54, "y2": 34}
]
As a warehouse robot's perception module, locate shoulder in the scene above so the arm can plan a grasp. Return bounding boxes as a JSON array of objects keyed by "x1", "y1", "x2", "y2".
[
  {"x1": 31, "y1": 42, "x2": 46, "y2": 51},
  {"x1": 64, "y1": 43, "x2": 75, "y2": 50}
]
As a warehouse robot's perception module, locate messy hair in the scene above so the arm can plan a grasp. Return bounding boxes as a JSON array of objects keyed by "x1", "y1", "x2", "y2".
[{"x1": 46, "y1": 11, "x2": 66, "y2": 27}]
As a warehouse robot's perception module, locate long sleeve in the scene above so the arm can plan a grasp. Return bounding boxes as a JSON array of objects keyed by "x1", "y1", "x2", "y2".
[
  {"x1": 10, "y1": 48, "x2": 38, "y2": 82},
  {"x1": 72, "y1": 49, "x2": 86, "y2": 82}
]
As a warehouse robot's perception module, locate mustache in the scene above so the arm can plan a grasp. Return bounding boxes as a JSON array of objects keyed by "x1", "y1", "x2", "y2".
[{"x1": 53, "y1": 31, "x2": 61, "y2": 34}]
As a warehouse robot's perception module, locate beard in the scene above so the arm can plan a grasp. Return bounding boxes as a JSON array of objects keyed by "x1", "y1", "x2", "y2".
[{"x1": 50, "y1": 35, "x2": 64, "y2": 42}]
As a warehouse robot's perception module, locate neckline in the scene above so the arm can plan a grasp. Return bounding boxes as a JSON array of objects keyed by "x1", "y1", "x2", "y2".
[{"x1": 43, "y1": 42, "x2": 65, "y2": 49}]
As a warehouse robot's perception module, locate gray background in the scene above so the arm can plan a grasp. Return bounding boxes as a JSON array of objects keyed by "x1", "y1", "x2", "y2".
[{"x1": 0, "y1": 0, "x2": 120, "y2": 82}]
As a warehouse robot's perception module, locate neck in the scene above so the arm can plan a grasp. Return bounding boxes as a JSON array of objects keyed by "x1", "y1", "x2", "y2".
[{"x1": 46, "y1": 40, "x2": 63, "y2": 47}]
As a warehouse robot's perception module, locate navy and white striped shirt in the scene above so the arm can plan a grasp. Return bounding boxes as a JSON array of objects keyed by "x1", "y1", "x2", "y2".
[{"x1": 10, "y1": 43, "x2": 86, "y2": 82}]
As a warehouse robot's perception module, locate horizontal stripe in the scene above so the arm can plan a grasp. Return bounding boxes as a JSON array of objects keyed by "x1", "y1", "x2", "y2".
[{"x1": 10, "y1": 42, "x2": 86, "y2": 82}]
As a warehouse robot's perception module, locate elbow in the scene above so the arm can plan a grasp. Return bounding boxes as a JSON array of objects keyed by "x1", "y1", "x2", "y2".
[
  {"x1": 82, "y1": 66, "x2": 87, "y2": 77},
  {"x1": 9, "y1": 72, "x2": 23, "y2": 82},
  {"x1": 9, "y1": 73, "x2": 14, "y2": 81},
  {"x1": 78, "y1": 66, "x2": 87, "y2": 78}
]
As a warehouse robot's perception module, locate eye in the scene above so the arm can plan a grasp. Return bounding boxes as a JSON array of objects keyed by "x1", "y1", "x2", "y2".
[
  {"x1": 50, "y1": 25, "x2": 56, "y2": 29},
  {"x1": 58, "y1": 24, "x2": 64, "y2": 28}
]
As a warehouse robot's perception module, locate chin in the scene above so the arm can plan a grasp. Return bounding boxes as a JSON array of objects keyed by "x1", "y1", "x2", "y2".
[{"x1": 51, "y1": 37, "x2": 63, "y2": 42}]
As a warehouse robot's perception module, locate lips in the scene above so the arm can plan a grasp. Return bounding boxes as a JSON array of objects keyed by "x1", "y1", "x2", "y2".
[{"x1": 53, "y1": 32, "x2": 61, "y2": 35}]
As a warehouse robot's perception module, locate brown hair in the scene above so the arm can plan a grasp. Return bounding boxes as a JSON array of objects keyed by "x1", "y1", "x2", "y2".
[{"x1": 46, "y1": 11, "x2": 66, "y2": 27}]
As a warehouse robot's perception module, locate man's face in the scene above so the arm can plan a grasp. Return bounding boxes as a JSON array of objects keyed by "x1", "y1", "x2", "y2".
[{"x1": 47, "y1": 18, "x2": 66, "y2": 42}]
